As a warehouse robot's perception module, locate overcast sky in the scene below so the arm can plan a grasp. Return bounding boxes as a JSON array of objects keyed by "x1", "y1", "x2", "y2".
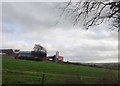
[{"x1": 1, "y1": 2, "x2": 118, "y2": 63}]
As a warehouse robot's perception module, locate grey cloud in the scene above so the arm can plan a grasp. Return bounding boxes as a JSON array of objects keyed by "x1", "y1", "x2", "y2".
[
  {"x1": 2, "y1": 2, "x2": 118, "y2": 63},
  {"x1": 2, "y1": 2, "x2": 60, "y2": 33}
]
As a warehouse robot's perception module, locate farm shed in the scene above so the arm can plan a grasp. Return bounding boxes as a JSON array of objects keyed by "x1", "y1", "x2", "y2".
[{"x1": 0, "y1": 49, "x2": 15, "y2": 56}]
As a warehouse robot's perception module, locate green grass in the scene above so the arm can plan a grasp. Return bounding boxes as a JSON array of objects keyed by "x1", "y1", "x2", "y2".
[{"x1": 2, "y1": 56, "x2": 119, "y2": 84}]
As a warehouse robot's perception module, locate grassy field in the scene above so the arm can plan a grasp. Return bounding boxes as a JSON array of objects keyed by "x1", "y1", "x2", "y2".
[{"x1": 2, "y1": 56, "x2": 119, "y2": 85}]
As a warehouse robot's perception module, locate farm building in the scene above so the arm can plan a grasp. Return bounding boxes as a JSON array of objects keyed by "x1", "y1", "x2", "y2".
[
  {"x1": 15, "y1": 44, "x2": 47, "y2": 61},
  {"x1": 47, "y1": 51, "x2": 64, "y2": 62},
  {"x1": 15, "y1": 51, "x2": 47, "y2": 61},
  {"x1": 0, "y1": 49, "x2": 15, "y2": 56},
  {"x1": 47, "y1": 55, "x2": 64, "y2": 62}
]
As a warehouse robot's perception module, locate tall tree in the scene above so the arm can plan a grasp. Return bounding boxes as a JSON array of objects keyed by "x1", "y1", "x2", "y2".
[
  {"x1": 61, "y1": 0, "x2": 120, "y2": 31},
  {"x1": 33, "y1": 44, "x2": 47, "y2": 53}
]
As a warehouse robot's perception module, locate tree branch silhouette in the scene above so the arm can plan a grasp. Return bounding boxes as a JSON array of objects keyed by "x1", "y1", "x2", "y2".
[{"x1": 61, "y1": 1, "x2": 120, "y2": 31}]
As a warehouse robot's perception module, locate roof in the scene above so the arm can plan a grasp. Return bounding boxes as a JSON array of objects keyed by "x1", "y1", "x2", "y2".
[
  {"x1": 0, "y1": 49, "x2": 15, "y2": 55},
  {"x1": 0, "y1": 49, "x2": 9, "y2": 51}
]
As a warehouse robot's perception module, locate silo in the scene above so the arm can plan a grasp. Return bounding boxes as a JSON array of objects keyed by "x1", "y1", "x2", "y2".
[{"x1": 55, "y1": 51, "x2": 59, "y2": 62}]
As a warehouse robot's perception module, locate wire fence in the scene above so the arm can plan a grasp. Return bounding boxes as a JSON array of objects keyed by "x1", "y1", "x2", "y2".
[{"x1": 2, "y1": 70, "x2": 119, "y2": 85}]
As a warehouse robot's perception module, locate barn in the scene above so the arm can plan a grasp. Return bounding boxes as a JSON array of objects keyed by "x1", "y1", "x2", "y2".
[
  {"x1": 0, "y1": 49, "x2": 15, "y2": 56},
  {"x1": 15, "y1": 51, "x2": 47, "y2": 61},
  {"x1": 14, "y1": 44, "x2": 47, "y2": 61},
  {"x1": 47, "y1": 55, "x2": 64, "y2": 62}
]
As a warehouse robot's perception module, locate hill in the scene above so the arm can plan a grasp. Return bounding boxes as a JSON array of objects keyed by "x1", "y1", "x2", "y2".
[
  {"x1": 62, "y1": 61, "x2": 119, "y2": 70},
  {"x1": 2, "y1": 56, "x2": 119, "y2": 85}
]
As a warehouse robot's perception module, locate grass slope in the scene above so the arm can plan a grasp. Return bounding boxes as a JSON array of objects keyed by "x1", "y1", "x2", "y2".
[{"x1": 2, "y1": 56, "x2": 119, "y2": 84}]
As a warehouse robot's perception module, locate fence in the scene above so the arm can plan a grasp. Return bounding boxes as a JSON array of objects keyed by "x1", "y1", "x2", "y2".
[{"x1": 2, "y1": 71, "x2": 119, "y2": 85}]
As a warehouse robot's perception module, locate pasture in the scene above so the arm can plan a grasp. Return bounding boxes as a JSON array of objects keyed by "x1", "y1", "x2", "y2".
[{"x1": 2, "y1": 56, "x2": 119, "y2": 85}]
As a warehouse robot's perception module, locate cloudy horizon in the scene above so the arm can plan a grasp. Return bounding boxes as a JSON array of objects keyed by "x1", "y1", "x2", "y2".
[{"x1": 1, "y1": 2, "x2": 118, "y2": 63}]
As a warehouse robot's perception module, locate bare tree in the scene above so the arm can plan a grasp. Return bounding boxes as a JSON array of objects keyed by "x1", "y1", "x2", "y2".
[
  {"x1": 60, "y1": 0, "x2": 120, "y2": 31},
  {"x1": 33, "y1": 44, "x2": 47, "y2": 53}
]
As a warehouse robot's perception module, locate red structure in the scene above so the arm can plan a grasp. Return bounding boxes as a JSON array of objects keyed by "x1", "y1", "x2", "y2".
[
  {"x1": 47, "y1": 55, "x2": 64, "y2": 61},
  {"x1": 58, "y1": 56, "x2": 64, "y2": 61}
]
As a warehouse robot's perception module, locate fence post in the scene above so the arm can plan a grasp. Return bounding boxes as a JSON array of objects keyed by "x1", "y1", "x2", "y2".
[{"x1": 41, "y1": 73, "x2": 45, "y2": 86}]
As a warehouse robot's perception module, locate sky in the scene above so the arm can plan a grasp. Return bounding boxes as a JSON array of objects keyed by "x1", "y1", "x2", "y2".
[{"x1": 1, "y1": 2, "x2": 118, "y2": 63}]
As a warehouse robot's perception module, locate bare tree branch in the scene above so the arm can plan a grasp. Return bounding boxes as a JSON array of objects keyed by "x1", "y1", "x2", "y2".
[{"x1": 60, "y1": 1, "x2": 120, "y2": 31}]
